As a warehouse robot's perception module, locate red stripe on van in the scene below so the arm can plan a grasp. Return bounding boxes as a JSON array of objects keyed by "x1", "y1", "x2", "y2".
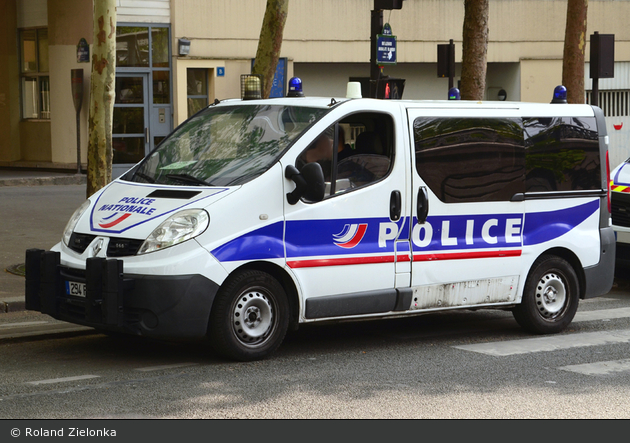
[
  {"x1": 287, "y1": 249, "x2": 520, "y2": 268},
  {"x1": 413, "y1": 249, "x2": 522, "y2": 261},
  {"x1": 287, "y1": 255, "x2": 396, "y2": 268}
]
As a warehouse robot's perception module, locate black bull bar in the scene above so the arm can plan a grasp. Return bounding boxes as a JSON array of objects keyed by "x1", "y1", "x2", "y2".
[{"x1": 25, "y1": 248, "x2": 132, "y2": 327}]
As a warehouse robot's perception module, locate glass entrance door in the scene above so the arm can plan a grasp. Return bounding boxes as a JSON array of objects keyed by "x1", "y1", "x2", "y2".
[
  {"x1": 113, "y1": 73, "x2": 149, "y2": 178},
  {"x1": 113, "y1": 24, "x2": 172, "y2": 179}
]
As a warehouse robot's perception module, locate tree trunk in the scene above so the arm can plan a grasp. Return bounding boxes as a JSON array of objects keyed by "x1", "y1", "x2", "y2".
[
  {"x1": 460, "y1": 0, "x2": 489, "y2": 101},
  {"x1": 562, "y1": 0, "x2": 588, "y2": 104},
  {"x1": 251, "y1": 0, "x2": 289, "y2": 99},
  {"x1": 87, "y1": 0, "x2": 117, "y2": 197}
]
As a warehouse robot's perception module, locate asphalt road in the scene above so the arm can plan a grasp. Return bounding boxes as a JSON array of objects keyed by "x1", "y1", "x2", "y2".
[
  {"x1": 3, "y1": 184, "x2": 630, "y2": 421},
  {"x1": 1, "y1": 281, "x2": 630, "y2": 419}
]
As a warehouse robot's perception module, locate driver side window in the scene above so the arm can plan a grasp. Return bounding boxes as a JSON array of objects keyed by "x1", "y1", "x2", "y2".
[{"x1": 296, "y1": 112, "x2": 394, "y2": 199}]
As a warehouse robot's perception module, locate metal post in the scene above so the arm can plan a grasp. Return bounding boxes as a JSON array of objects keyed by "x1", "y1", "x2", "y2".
[
  {"x1": 370, "y1": 9, "x2": 383, "y2": 98},
  {"x1": 71, "y1": 69, "x2": 84, "y2": 174},
  {"x1": 592, "y1": 78, "x2": 599, "y2": 107},
  {"x1": 448, "y1": 39, "x2": 455, "y2": 90}
]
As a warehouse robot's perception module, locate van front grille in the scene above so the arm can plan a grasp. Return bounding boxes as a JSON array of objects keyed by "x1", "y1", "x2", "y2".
[
  {"x1": 612, "y1": 191, "x2": 630, "y2": 227},
  {"x1": 68, "y1": 233, "x2": 96, "y2": 254},
  {"x1": 107, "y1": 238, "x2": 144, "y2": 257}
]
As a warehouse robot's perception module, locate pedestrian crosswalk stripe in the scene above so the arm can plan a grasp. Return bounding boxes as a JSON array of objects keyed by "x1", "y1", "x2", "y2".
[
  {"x1": 453, "y1": 330, "x2": 630, "y2": 356},
  {"x1": 135, "y1": 363, "x2": 198, "y2": 372},
  {"x1": 27, "y1": 374, "x2": 101, "y2": 385},
  {"x1": 558, "y1": 358, "x2": 630, "y2": 375}
]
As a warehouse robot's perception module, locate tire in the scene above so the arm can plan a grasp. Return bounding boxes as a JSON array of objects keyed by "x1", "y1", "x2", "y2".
[
  {"x1": 208, "y1": 270, "x2": 289, "y2": 361},
  {"x1": 513, "y1": 255, "x2": 579, "y2": 334}
]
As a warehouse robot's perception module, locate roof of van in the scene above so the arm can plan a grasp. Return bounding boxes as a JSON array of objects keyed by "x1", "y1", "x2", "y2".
[{"x1": 216, "y1": 97, "x2": 599, "y2": 116}]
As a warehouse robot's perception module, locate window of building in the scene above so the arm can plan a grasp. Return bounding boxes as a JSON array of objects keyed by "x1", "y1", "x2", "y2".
[
  {"x1": 187, "y1": 69, "x2": 208, "y2": 117},
  {"x1": 19, "y1": 28, "x2": 49, "y2": 120},
  {"x1": 116, "y1": 25, "x2": 171, "y2": 106}
]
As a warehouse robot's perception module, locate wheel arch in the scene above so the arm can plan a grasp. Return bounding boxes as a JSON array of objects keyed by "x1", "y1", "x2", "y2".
[
  {"x1": 530, "y1": 247, "x2": 586, "y2": 299},
  {"x1": 226, "y1": 261, "x2": 301, "y2": 331}
]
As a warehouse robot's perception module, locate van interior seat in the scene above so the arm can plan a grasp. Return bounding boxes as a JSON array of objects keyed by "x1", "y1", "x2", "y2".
[{"x1": 355, "y1": 131, "x2": 384, "y2": 155}]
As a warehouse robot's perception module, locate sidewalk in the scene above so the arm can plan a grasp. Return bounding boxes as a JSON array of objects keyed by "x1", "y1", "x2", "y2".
[{"x1": 0, "y1": 168, "x2": 87, "y2": 314}]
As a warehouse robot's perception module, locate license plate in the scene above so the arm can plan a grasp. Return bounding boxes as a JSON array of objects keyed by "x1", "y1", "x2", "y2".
[{"x1": 65, "y1": 281, "x2": 87, "y2": 298}]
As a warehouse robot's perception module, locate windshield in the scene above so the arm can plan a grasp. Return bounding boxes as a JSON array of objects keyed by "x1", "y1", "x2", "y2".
[{"x1": 128, "y1": 104, "x2": 329, "y2": 186}]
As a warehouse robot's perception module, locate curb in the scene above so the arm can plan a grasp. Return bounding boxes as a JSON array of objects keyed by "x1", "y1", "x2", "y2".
[
  {"x1": 0, "y1": 175, "x2": 86, "y2": 187},
  {"x1": 1, "y1": 300, "x2": 26, "y2": 313}
]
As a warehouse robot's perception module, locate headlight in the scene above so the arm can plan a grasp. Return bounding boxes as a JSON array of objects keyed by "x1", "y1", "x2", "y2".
[
  {"x1": 62, "y1": 199, "x2": 91, "y2": 247},
  {"x1": 138, "y1": 209, "x2": 209, "y2": 255}
]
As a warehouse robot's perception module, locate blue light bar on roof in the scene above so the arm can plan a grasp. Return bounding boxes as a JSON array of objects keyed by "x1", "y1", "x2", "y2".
[
  {"x1": 287, "y1": 77, "x2": 304, "y2": 97},
  {"x1": 552, "y1": 85, "x2": 568, "y2": 104}
]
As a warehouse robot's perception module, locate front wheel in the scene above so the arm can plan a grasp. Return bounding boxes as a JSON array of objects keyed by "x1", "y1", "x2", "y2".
[
  {"x1": 513, "y1": 255, "x2": 579, "y2": 334},
  {"x1": 208, "y1": 270, "x2": 289, "y2": 361}
]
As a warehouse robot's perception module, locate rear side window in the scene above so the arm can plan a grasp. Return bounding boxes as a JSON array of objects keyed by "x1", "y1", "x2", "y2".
[
  {"x1": 523, "y1": 117, "x2": 600, "y2": 192},
  {"x1": 414, "y1": 115, "x2": 601, "y2": 203},
  {"x1": 414, "y1": 117, "x2": 525, "y2": 203}
]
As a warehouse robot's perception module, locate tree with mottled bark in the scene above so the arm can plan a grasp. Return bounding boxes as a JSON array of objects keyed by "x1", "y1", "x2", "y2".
[
  {"x1": 460, "y1": 0, "x2": 489, "y2": 101},
  {"x1": 562, "y1": 0, "x2": 588, "y2": 104},
  {"x1": 251, "y1": 0, "x2": 289, "y2": 99},
  {"x1": 87, "y1": 0, "x2": 117, "y2": 197}
]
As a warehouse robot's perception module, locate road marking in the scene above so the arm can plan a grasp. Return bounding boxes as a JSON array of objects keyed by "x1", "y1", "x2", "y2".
[
  {"x1": 558, "y1": 358, "x2": 630, "y2": 376},
  {"x1": 453, "y1": 330, "x2": 630, "y2": 356},
  {"x1": 135, "y1": 363, "x2": 198, "y2": 372},
  {"x1": 2, "y1": 373, "x2": 189, "y2": 401},
  {"x1": 27, "y1": 375, "x2": 101, "y2": 385},
  {"x1": 574, "y1": 307, "x2": 630, "y2": 322}
]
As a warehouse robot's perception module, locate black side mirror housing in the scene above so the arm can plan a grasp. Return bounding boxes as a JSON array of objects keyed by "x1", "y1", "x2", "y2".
[{"x1": 285, "y1": 163, "x2": 325, "y2": 205}]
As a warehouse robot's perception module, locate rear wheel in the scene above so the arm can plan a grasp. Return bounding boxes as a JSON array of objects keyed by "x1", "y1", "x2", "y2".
[
  {"x1": 208, "y1": 270, "x2": 289, "y2": 361},
  {"x1": 513, "y1": 255, "x2": 579, "y2": 334}
]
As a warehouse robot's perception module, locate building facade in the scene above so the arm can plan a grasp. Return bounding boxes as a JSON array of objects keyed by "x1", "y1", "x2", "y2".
[{"x1": 1, "y1": 0, "x2": 629, "y2": 177}]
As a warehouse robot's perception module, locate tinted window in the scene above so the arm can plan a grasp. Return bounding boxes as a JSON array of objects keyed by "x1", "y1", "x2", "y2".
[
  {"x1": 414, "y1": 118, "x2": 525, "y2": 202},
  {"x1": 523, "y1": 117, "x2": 600, "y2": 192}
]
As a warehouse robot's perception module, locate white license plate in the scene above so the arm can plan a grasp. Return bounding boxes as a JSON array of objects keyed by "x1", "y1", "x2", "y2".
[{"x1": 65, "y1": 281, "x2": 87, "y2": 298}]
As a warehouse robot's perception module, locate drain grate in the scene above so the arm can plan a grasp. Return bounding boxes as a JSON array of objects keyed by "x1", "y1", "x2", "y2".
[{"x1": 5, "y1": 263, "x2": 25, "y2": 277}]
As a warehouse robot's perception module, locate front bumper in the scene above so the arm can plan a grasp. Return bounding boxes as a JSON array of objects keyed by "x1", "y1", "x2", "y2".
[
  {"x1": 25, "y1": 249, "x2": 219, "y2": 339},
  {"x1": 582, "y1": 226, "x2": 616, "y2": 299}
]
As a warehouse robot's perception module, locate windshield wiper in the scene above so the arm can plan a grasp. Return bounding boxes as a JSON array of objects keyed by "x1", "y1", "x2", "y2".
[{"x1": 166, "y1": 174, "x2": 211, "y2": 186}]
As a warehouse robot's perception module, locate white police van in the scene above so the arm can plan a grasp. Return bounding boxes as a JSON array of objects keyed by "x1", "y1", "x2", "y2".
[
  {"x1": 611, "y1": 158, "x2": 630, "y2": 266},
  {"x1": 26, "y1": 81, "x2": 615, "y2": 361}
]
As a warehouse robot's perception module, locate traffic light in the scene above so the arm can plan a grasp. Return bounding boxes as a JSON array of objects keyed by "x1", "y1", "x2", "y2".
[{"x1": 374, "y1": 0, "x2": 404, "y2": 10}]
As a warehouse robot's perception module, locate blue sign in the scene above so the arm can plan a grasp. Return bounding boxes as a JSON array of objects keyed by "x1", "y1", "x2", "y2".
[
  {"x1": 377, "y1": 35, "x2": 397, "y2": 65},
  {"x1": 217, "y1": 67, "x2": 225, "y2": 77},
  {"x1": 250, "y1": 57, "x2": 287, "y2": 98},
  {"x1": 77, "y1": 38, "x2": 89, "y2": 63}
]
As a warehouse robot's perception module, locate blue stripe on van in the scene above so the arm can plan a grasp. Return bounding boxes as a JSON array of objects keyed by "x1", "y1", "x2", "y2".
[
  {"x1": 211, "y1": 200, "x2": 599, "y2": 263},
  {"x1": 211, "y1": 222, "x2": 285, "y2": 262},
  {"x1": 522, "y1": 199, "x2": 599, "y2": 246}
]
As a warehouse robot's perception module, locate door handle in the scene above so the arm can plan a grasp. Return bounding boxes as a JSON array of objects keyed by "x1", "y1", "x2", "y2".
[
  {"x1": 417, "y1": 187, "x2": 429, "y2": 224},
  {"x1": 390, "y1": 190, "x2": 401, "y2": 221},
  {"x1": 145, "y1": 127, "x2": 149, "y2": 144}
]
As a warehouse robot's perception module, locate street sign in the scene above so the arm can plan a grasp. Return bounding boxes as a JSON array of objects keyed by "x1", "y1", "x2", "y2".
[
  {"x1": 76, "y1": 38, "x2": 89, "y2": 63},
  {"x1": 377, "y1": 34, "x2": 397, "y2": 65}
]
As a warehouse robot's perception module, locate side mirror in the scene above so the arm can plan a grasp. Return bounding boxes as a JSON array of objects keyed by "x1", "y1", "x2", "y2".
[{"x1": 285, "y1": 163, "x2": 325, "y2": 205}]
